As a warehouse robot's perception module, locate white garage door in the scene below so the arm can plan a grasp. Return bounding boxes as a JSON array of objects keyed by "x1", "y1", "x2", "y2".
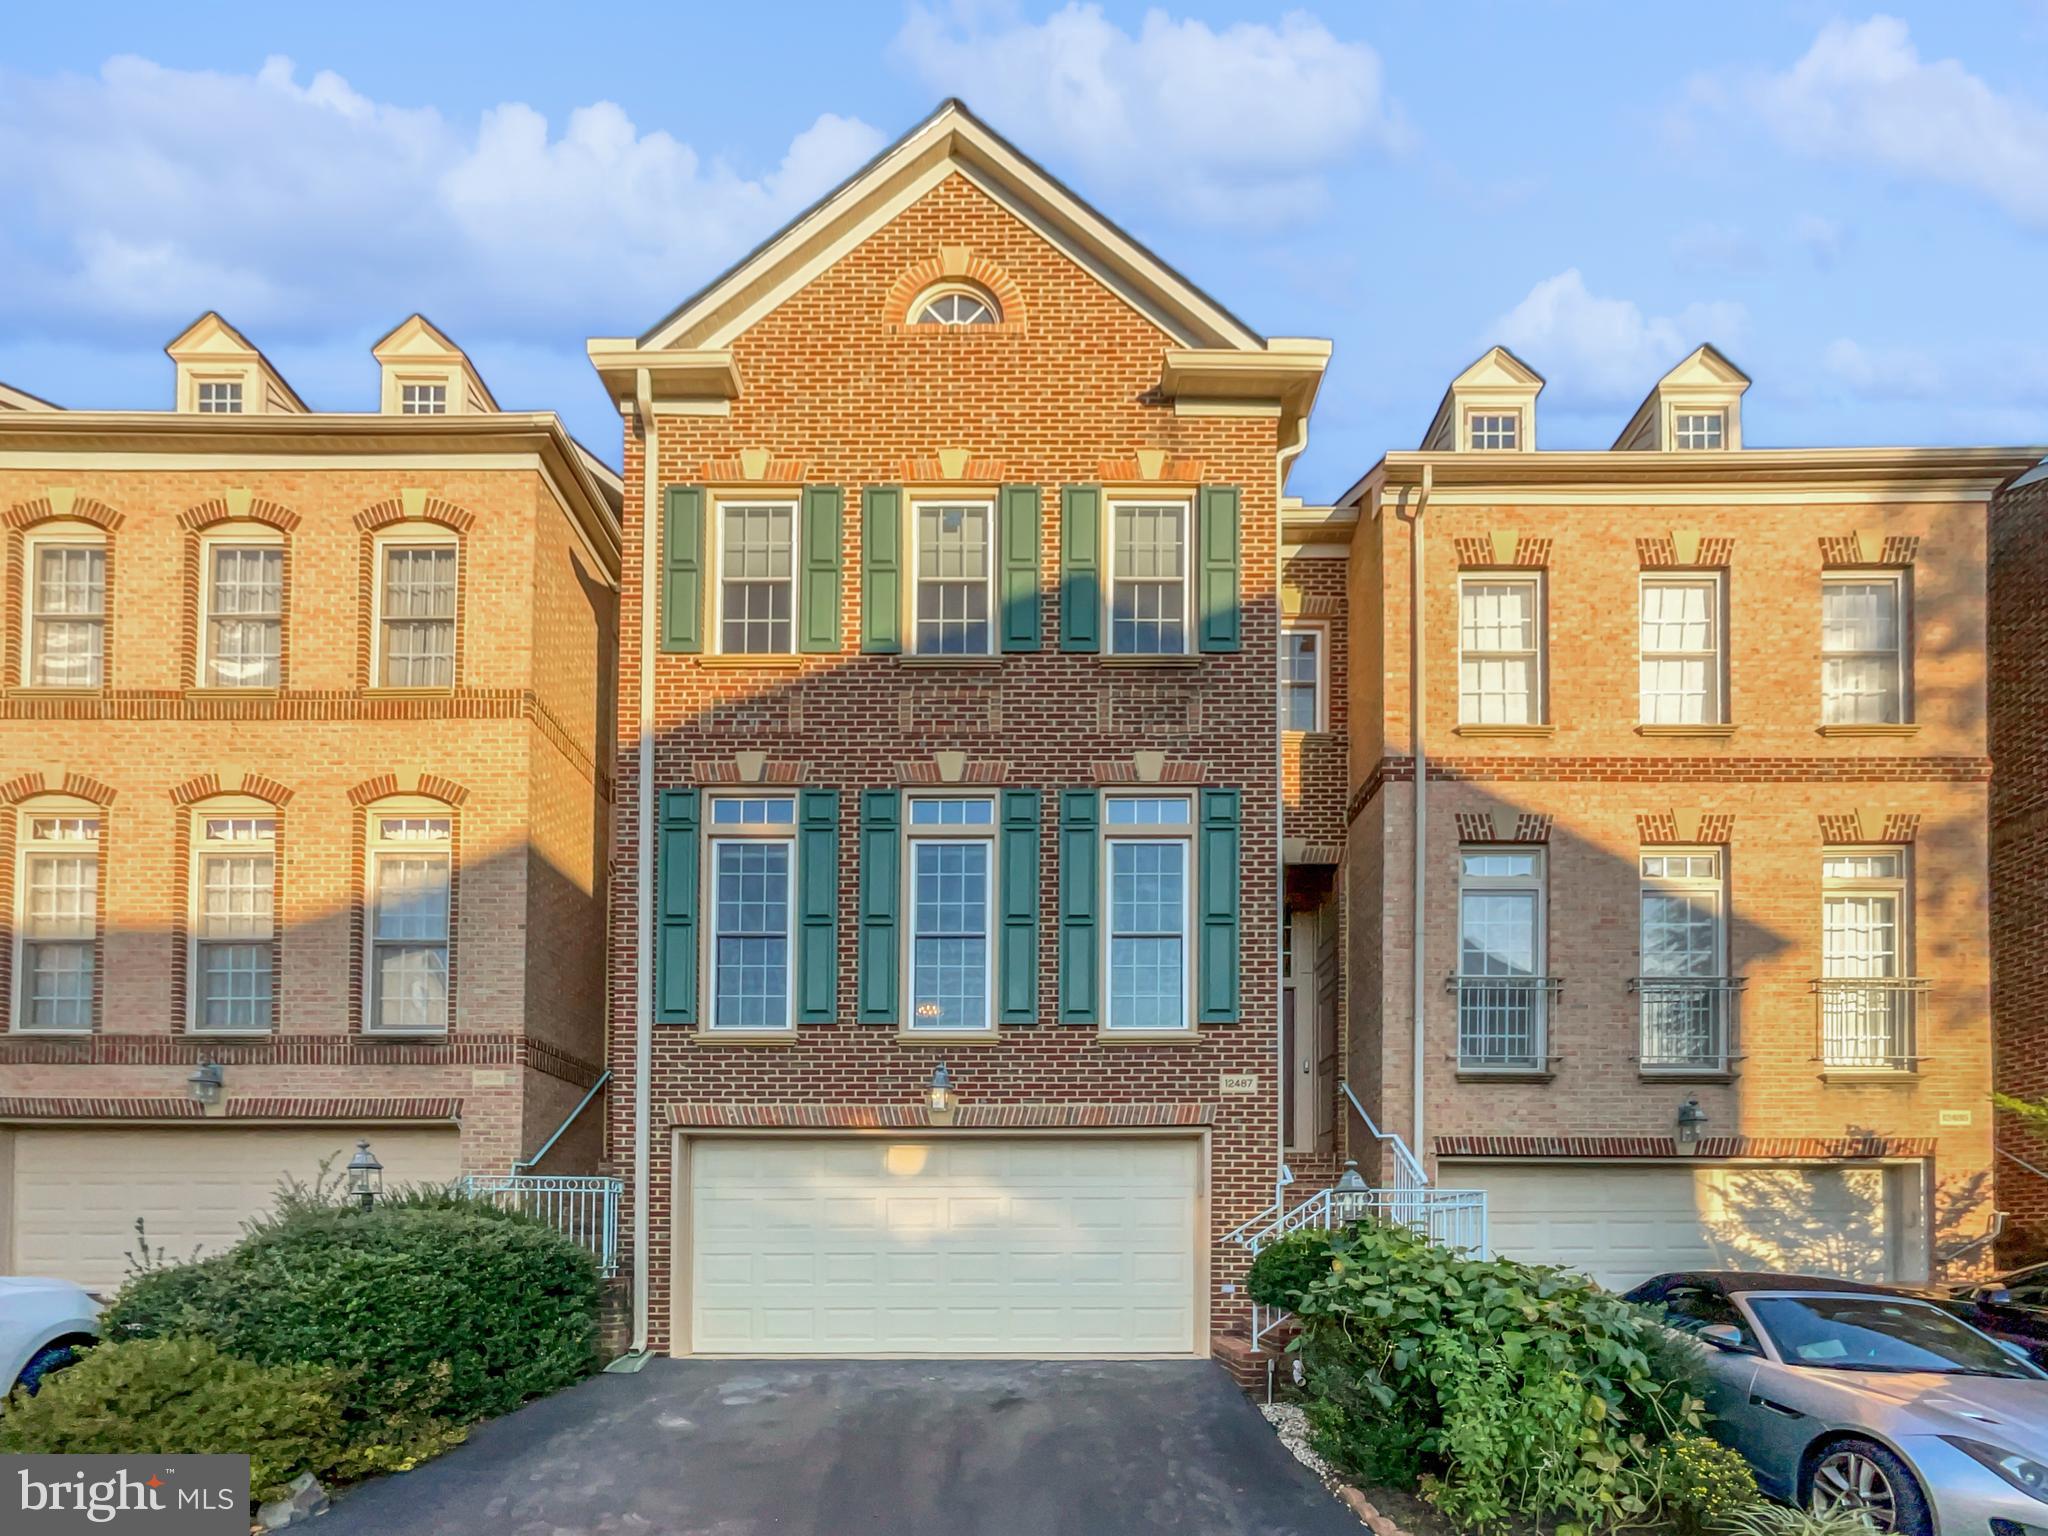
[
  {"x1": 1445, "y1": 1161, "x2": 1925, "y2": 1294},
  {"x1": 688, "y1": 1137, "x2": 1200, "y2": 1356},
  {"x1": 4, "y1": 1127, "x2": 464, "y2": 1294}
]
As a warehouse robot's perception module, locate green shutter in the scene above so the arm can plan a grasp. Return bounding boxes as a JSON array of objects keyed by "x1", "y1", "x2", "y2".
[
  {"x1": 1198, "y1": 484, "x2": 1241, "y2": 653},
  {"x1": 1058, "y1": 790, "x2": 1100, "y2": 1025},
  {"x1": 655, "y1": 789, "x2": 699, "y2": 1025},
  {"x1": 661, "y1": 486, "x2": 705, "y2": 653},
  {"x1": 861, "y1": 486, "x2": 903, "y2": 653},
  {"x1": 857, "y1": 789, "x2": 901, "y2": 1023},
  {"x1": 799, "y1": 486, "x2": 843, "y2": 653},
  {"x1": 998, "y1": 789, "x2": 1041, "y2": 1024},
  {"x1": 999, "y1": 484, "x2": 1042, "y2": 652},
  {"x1": 1059, "y1": 485, "x2": 1101, "y2": 653},
  {"x1": 796, "y1": 788, "x2": 840, "y2": 1023},
  {"x1": 1198, "y1": 788, "x2": 1241, "y2": 1023}
]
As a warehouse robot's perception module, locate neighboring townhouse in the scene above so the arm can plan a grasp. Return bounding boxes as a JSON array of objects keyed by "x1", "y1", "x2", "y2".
[
  {"x1": 1991, "y1": 462, "x2": 2048, "y2": 1261},
  {"x1": 592, "y1": 100, "x2": 1327, "y2": 1359},
  {"x1": 0, "y1": 313, "x2": 620, "y2": 1292},
  {"x1": 1328, "y1": 344, "x2": 2042, "y2": 1291}
]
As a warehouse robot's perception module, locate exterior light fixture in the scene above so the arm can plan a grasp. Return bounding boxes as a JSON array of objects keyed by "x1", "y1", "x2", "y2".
[
  {"x1": 345, "y1": 1139, "x2": 384, "y2": 1210},
  {"x1": 1676, "y1": 1096, "x2": 1709, "y2": 1146},
  {"x1": 927, "y1": 1063, "x2": 957, "y2": 1120},
  {"x1": 1332, "y1": 1158, "x2": 1371, "y2": 1223},
  {"x1": 186, "y1": 1058, "x2": 225, "y2": 1108}
]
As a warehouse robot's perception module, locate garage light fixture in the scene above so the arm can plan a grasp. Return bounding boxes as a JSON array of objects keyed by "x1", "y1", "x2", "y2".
[
  {"x1": 1676, "y1": 1095, "x2": 1709, "y2": 1146},
  {"x1": 186, "y1": 1057, "x2": 225, "y2": 1108},
  {"x1": 346, "y1": 1139, "x2": 384, "y2": 1210},
  {"x1": 927, "y1": 1063, "x2": 957, "y2": 1122}
]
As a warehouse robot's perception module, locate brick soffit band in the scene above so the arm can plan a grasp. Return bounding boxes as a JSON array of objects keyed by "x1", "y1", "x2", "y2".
[
  {"x1": 0, "y1": 1096, "x2": 464, "y2": 1122},
  {"x1": 668, "y1": 1102, "x2": 1217, "y2": 1130},
  {"x1": 1436, "y1": 1134, "x2": 1937, "y2": 1160}
]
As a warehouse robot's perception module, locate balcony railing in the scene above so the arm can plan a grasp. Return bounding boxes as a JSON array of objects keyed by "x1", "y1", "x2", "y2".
[
  {"x1": 459, "y1": 1174, "x2": 621, "y2": 1277},
  {"x1": 1448, "y1": 975, "x2": 1561, "y2": 1071},
  {"x1": 1631, "y1": 976, "x2": 1744, "y2": 1074},
  {"x1": 1812, "y1": 977, "x2": 1929, "y2": 1072}
]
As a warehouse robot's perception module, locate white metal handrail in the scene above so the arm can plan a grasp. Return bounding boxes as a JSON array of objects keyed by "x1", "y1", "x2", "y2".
[
  {"x1": 1341, "y1": 1082, "x2": 1427, "y2": 1192},
  {"x1": 460, "y1": 1174, "x2": 621, "y2": 1277}
]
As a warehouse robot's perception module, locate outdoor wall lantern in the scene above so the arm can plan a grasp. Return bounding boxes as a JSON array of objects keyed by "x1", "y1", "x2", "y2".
[
  {"x1": 1676, "y1": 1096, "x2": 1709, "y2": 1146},
  {"x1": 1332, "y1": 1159, "x2": 1370, "y2": 1223},
  {"x1": 345, "y1": 1139, "x2": 384, "y2": 1210},
  {"x1": 927, "y1": 1063, "x2": 957, "y2": 1122},
  {"x1": 186, "y1": 1057, "x2": 225, "y2": 1108}
]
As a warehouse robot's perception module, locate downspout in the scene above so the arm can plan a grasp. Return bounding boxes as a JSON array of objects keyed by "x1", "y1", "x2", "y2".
[
  {"x1": 1408, "y1": 465, "x2": 1434, "y2": 1165},
  {"x1": 631, "y1": 368, "x2": 657, "y2": 1356},
  {"x1": 1275, "y1": 408, "x2": 1312, "y2": 1211}
]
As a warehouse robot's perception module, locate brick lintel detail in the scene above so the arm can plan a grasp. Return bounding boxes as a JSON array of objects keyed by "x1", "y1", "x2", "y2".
[
  {"x1": 0, "y1": 1096, "x2": 463, "y2": 1122},
  {"x1": 1436, "y1": 1134, "x2": 1936, "y2": 1160},
  {"x1": 669, "y1": 1102, "x2": 1217, "y2": 1130}
]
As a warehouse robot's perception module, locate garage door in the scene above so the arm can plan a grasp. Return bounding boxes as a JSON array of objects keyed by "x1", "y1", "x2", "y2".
[
  {"x1": 1444, "y1": 1161, "x2": 1925, "y2": 1293},
  {"x1": 5, "y1": 1127, "x2": 464, "y2": 1294},
  {"x1": 688, "y1": 1137, "x2": 1200, "y2": 1356}
]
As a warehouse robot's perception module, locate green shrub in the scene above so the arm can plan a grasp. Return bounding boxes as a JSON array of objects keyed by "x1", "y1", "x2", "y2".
[
  {"x1": 1245, "y1": 1227, "x2": 1339, "y2": 1308},
  {"x1": 106, "y1": 1197, "x2": 600, "y2": 1425},
  {"x1": 1638, "y1": 1432, "x2": 1762, "y2": 1536}
]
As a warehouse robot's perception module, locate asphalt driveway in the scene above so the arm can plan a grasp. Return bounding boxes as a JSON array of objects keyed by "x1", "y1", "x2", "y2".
[{"x1": 317, "y1": 1358, "x2": 1363, "y2": 1535}]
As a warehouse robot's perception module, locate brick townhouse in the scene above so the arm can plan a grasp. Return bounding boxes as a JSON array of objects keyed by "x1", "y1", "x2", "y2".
[
  {"x1": 0, "y1": 313, "x2": 620, "y2": 1291},
  {"x1": 1323, "y1": 343, "x2": 2042, "y2": 1290},
  {"x1": 592, "y1": 100, "x2": 1328, "y2": 1358}
]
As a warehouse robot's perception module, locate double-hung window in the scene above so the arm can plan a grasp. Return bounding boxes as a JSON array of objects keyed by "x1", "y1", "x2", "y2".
[
  {"x1": 717, "y1": 502, "x2": 795, "y2": 654},
  {"x1": 202, "y1": 540, "x2": 283, "y2": 687},
  {"x1": 377, "y1": 541, "x2": 457, "y2": 687},
  {"x1": 14, "y1": 809, "x2": 99, "y2": 1032},
  {"x1": 191, "y1": 813, "x2": 276, "y2": 1032},
  {"x1": 1281, "y1": 625, "x2": 1324, "y2": 731},
  {"x1": 25, "y1": 533, "x2": 105, "y2": 688},
  {"x1": 1822, "y1": 575, "x2": 1907, "y2": 724},
  {"x1": 1467, "y1": 412, "x2": 1519, "y2": 450},
  {"x1": 1458, "y1": 576, "x2": 1543, "y2": 725},
  {"x1": 706, "y1": 794, "x2": 796, "y2": 1030},
  {"x1": 1639, "y1": 575, "x2": 1723, "y2": 725},
  {"x1": 1109, "y1": 501, "x2": 1189, "y2": 654},
  {"x1": 367, "y1": 811, "x2": 451, "y2": 1033},
  {"x1": 1456, "y1": 849, "x2": 1547, "y2": 1070},
  {"x1": 1638, "y1": 850, "x2": 1730, "y2": 1072},
  {"x1": 913, "y1": 502, "x2": 993, "y2": 655},
  {"x1": 906, "y1": 796, "x2": 995, "y2": 1030},
  {"x1": 1104, "y1": 794, "x2": 1192, "y2": 1031},
  {"x1": 1819, "y1": 850, "x2": 1916, "y2": 1070}
]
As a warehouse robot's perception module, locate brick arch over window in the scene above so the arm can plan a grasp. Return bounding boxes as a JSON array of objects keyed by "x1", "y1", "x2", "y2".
[
  {"x1": 0, "y1": 772, "x2": 117, "y2": 1034},
  {"x1": 4, "y1": 496, "x2": 124, "y2": 689},
  {"x1": 883, "y1": 252, "x2": 1027, "y2": 330},
  {"x1": 354, "y1": 499, "x2": 473, "y2": 689},
  {"x1": 347, "y1": 777, "x2": 468, "y2": 1034},
  {"x1": 179, "y1": 497, "x2": 301, "y2": 690},
  {"x1": 169, "y1": 778, "x2": 292, "y2": 1034}
]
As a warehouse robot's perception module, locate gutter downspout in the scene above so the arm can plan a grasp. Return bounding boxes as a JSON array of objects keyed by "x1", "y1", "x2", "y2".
[
  {"x1": 1275, "y1": 408, "x2": 1312, "y2": 1212},
  {"x1": 631, "y1": 369, "x2": 656, "y2": 1357},
  {"x1": 1408, "y1": 465, "x2": 1433, "y2": 1166}
]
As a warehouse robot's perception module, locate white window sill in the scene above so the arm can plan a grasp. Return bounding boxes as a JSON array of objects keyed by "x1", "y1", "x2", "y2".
[
  {"x1": 1635, "y1": 724, "x2": 1736, "y2": 738},
  {"x1": 896, "y1": 1028, "x2": 1003, "y2": 1045},
  {"x1": 696, "y1": 653, "x2": 805, "y2": 669},
  {"x1": 186, "y1": 686, "x2": 282, "y2": 700},
  {"x1": 1095, "y1": 1028, "x2": 1202, "y2": 1045},
  {"x1": 8, "y1": 1025, "x2": 93, "y2": 1036},
  {"x1": 7, "y1": 685, "x2": 104, "y2": 699},
  {"x1": 1453, "y1": 723, "x2": 1554, "y2": 738},
  {"x1": 690, "y1": 1028, "x2": 798, "y2": 1046},
  {"x1": 1816, "y1": 723, "x2": 1919, "y2": 738},
  {"x1": 1096, "y1": 653, "x2": 1200, "y2": 669},
  {"x1": 364, "y1": 686, "x2": 457, "y2": 698},
  {"x1": 895, "y1": 654, "x2": 1002, "y2": 668}
]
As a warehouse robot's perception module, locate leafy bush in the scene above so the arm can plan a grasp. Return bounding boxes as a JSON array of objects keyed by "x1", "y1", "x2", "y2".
[
  {"x1": 107, "y1": 1196, "x2": 600, "y2": 1425},
  {"x1": 1280, "y1": 1220, "x2": 1712, "y2": 1532},
  {"x1": 1246, "y1": 1227, "x2": 1340, "y2": 1309},
  {"x1": 1637, "y1": 1432, "x2": 1762, "y2": 1536}
]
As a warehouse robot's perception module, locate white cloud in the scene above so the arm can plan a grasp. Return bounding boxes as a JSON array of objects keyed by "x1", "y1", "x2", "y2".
[
  {"x1": 0, "y1": 54, "x2": 885, "y2": 344},
  {"x1": 892, "y1": 4, "x2": 1406, "y2": 224},
  {"x1": 1743, "y1": 16, "x2": 2048, "y2": 226},
  {"x1": 1494, "y1": 270, "x2": 1746, "y2": 403}
]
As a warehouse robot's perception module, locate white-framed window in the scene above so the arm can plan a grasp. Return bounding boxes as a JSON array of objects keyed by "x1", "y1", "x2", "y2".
[
  {"x1": 375, "y1": 537, "x2": 457, "y2": 687},
  {"x1": 365, "y1": 807, "x2": 452, "y2": 1034},
  {"x1": 1819, "y1": 849, "x2": 1914, "y2": 1069},
  {"x1": 1103, "y1": 793, "x2": 1193, "y2": 1031},
  {"x1": 911, "y1": 287, "x2": 998, "y2": 326},
  {"x1": 1281, "y1": 623, "x2": 1325, "y2": 731},
  {"x1": 196, "y1": 380, "x2": 244, "y2": 414},
  {"x1": 705, "y1": 793, "x2": 797, "y2": 1030},
  {"x1": 400, "y1": 382, "x2": 448, "y2": 415},
  {"x1": 912, "y1": 501, "x2": 994, "y2": 656},
  {"x1": 1467, "y1": 412, "x2": 1519, "y2": 451},
  {"x1": 189, "y1": 808, "x2": 276, "y2": 1033},
  {"x1": 1673, "y1": 411, "x2": 1725, "y2": 450},
  {"x1": 200, "y1": 535, "x2": 283, "y2": 688},
  {"x1": 1456, "y1": 847, "x2": 1547, "y2": 1070},
  {"x1": 13, "y1": 803, "x2": 100, "y2": 1032},
  {"x1": 1639, "y1": 574, "x2": 1723, "y2": 725},
  {"x1": 714, "y1": 500, "x2": 796, "y2": 655},
  {"x1": 24, "y1": 529, "x2": 106, "y2": 688},
  {"x1": 1638, "y1": 849, "x2": 1729, "y2": 1071},
  {"x1": 905, "y1": 795, "x2": 996, "y2": 1031},
  {"x1": 1822, "y1": 574, "x2": 1907, "y2": 725},
  {"x1": 1108, "y1": 500, "x2": 1190, "y2": 655},
  {"x1": 1458, "y1": 575, "x2": 1543, "y2": 725}
]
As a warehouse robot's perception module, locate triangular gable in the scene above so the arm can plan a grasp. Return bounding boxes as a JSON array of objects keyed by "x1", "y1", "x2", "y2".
[
  {"x1": 372, "y1": 314, "x2": 499, "y2": 412},
  {"x1": 0, "y1": 379, "x2": 58, "y2": 411},
  {"x1": 1614, "y1": 344, "x2": 1750, "y2": 450},
  {"x1": 163, "y1": 312, "x2": 308, "y2": 413},
  {"x1": 1420, "y1": 346, "x2": 1545, "y2": 450},
  {"x1": 638, "y1": 99, "x2": 1266, "y2": 354}
]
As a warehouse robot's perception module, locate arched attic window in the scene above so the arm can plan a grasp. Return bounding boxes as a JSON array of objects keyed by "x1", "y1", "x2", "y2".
[{"x1": 910, "y1": 284, "x2": 1000, "y2": 326}]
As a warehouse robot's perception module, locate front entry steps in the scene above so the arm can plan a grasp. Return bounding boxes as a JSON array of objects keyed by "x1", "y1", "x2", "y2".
[{"x1": 1213, "y1": 1326, "x2": 1301, "y2": 1400}]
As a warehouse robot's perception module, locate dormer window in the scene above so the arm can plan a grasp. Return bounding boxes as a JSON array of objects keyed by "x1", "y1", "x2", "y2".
[
  {"x1": 912, "y1": 287, "x2": 998, "y2": 326},
  {"x1": 1674, "y1": 411, "x2": 1725, "y2": 450},
  {"x1": 401, "y1": 382, "x2": 448, "y2": 415},
  {"x1": 1467, "y1": 412, "x2": 1519, "y2": 451},
  {"x1": 196, "y1": 380, "x2": 244, "y2": 414}
]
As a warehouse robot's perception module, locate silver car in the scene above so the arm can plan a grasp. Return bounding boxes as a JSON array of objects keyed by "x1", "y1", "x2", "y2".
[{"x1": 1626, "y1": 1272, "x2": 2048, "y2": 1536}]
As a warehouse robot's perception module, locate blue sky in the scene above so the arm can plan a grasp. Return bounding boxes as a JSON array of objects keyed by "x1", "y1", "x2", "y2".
[{"x1": 2, "y1": 2, "x2": 2044, "y2": 499}]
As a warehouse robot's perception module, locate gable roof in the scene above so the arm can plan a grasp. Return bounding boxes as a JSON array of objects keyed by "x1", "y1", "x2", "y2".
[
  {"x1": 1419, "y1": 345, "x2": 1545, "y2": 450},
  {"x1": 1613, "y1": 344, "x2": 1750, "y2": 449},
  {"x1": 164, "y1": 311, "x2": 309, "y2": 412},
  {"x1": 636, "y1": 98, "x2": 1266, "y2": 354},
  {"x1": 371, "y1": 313, "x2": 499, "y2": 411},
  {"x1": 0, "y1": 379, "x2": 59, "y2": 411}
]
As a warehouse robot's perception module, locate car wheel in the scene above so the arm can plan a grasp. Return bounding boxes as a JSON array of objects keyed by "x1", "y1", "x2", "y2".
[
  {"x1": 13, "y1": 1342, "x2": 82, "y2": 1397},
  {"x1": 1807, "y1": 1438, "x2": 1932, "y2": 1536}
]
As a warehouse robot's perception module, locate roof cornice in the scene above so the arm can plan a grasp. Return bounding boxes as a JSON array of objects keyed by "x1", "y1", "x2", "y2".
[{"x1": 1362, "y1": 446, "x2": 2047, "y2": 497}]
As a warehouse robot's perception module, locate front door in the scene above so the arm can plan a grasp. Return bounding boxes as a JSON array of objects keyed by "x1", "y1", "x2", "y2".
[{"x1": 1284, "y1": 904, "x2": 1337, "y2": 1155}]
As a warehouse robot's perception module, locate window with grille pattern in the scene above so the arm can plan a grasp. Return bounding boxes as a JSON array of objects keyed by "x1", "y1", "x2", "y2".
[
  {"x1": 378, "y1": 544, "x2": 456, "y2": 687},
  {"x1": 205, "y1": 545, "x2": 283, "y2": 687},
  {"x1": 1457, "y1": 848, "x2": 1546, "y2": 1069},
  {"x1": 718, "y1": 503, "x2": 794, "y2": 654},
  {"x1": 914, "y1": 504, "x2": 992, "y2": 655},
  {"x1": 28, "y1": 541, "x2": 105, "y2": 688},
  {"x1": 1105, "y1": 793, "x2": 1191, "y2": 1031},
  {"x1": 1467, "y1": 412, "x2": 1519, "y2": 450},
  {"x1": 1282, "y1": 626, "x2": 1322, "y2": 730},
  {"x1": 196, "y1": 380, "x2": 243, "y2": 413},
  {"x1": 401, "y1": 382, "x2": 448, "y2": 414},
  {"x1": 16, "y1": 811, "x2": 99, "y2": 1031},
  {"x1": 1638, "y1": 850, "x2": 1727, "y2": 1069},
  {"x1": 1458, "y1": 577, "x2": 1542, "y2": 725},
  {"x1": 368, "y1": 813, "x2": 450, "y2": 1032},
  {"x1": 193, "y1": 815, "x2": 276, "y2": 1032},
  {"x1": 708, "y1": 795, "x2": 795, "y2": 1029},
  {"x1": 908, "y1": 795, "x2": 994, "y2": 1030},
  {"x1": 1822, "y1": 576, "x2": 1906, "y2": 724},
  {"x1": 1639, "y1": 576, "x2": 1722, "y2": 724},
  {"x1": 1110, "y1": 502, "x2": 1187, "y2": 655},
  {"x1": 1673, "y1": 412, "x2": 1724, "y2": 450}
]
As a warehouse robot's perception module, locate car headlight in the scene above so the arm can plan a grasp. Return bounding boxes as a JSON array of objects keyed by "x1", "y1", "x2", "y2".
[{"x1": 1945, "y1": 1438, "x2": 2048, "y2": 1504}]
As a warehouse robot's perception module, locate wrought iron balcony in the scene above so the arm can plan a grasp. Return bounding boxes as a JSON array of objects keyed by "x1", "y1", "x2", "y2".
[
  {"x1": 1447, "y1": 974, "x2": 1561, "y2": 1072},
  {"x1": 1811, "y1": 976, "x2": 1930, "y2": 1072},
  {"x1": 1630, "y1": 975, "x2": 1745, "y2": 1074}
]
